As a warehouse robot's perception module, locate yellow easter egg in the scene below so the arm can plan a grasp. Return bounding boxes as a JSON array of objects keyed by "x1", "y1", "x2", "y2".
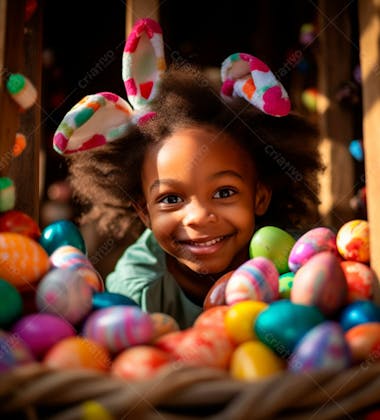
[
  {"x1": 337, "y1": 219, "x2": 370, "y2": 263},
  {"x1": 224, "y1": 301, "x2": 268, "y2": 344},
  {"x1": 81, "y1": 401, "x2": 114, "y2": 420},
  {"x1": 0, "y1": 232, "x2": 50, "y2": 288},
  {"x1": 230, "y1": 341, "x2": 285, "y2": 381}
]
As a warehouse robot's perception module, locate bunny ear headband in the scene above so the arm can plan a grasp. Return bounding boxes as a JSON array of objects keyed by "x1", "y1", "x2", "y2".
[{"x1": 53, "y1": 19, "x2": 291, "y2": 156}]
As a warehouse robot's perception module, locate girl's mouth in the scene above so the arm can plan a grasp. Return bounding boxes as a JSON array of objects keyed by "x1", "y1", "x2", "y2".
[{"x1": 177, "y1": 235, "x2": 230, "y2": 255}]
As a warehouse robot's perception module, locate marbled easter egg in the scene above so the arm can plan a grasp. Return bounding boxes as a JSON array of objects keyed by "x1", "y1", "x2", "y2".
[
  {"x1": 345, "y1": 322, "x2": 380, "y2": 364},
  {"x1": 0, "y1": 329, "x2": 34, "y2": 372},
  {"x1": 193, "y1": 305, "x2": 230, "y2": 330},
  {"x1": 341, "y1": 261, "x2": 377, "y2": 302},
  {"x1": 36, "y1": 267, "x2": 93, "y2": 325},
  {"x1": 203, "y1": 271, "x2": 233, "y2": 310},
  {"x1": 249, "y1": 226, "x2": 295, "y2": 274},
  {"x1": 255, "y1": 300, "x2": 325, "y2": 357},
  {"x1": 339, "y1": 300, "x2": 380, "y2": 331},
  {"x1": 225, "y1": 257, "x2": 279, "y2": 305},
  {"x1": 337, "y1": 219, "x2": 370, "y2": 263},
  {"x1": 0, "y1": 232, "x2": 50, "y2": 289},
  {"x1": 288, "y1": 227, "x2": 338, "y2": 272},
  {"x1": 288, "y1": 321, "x2": 351, "y2": 372},
  {"x1": 291, "y1": 252, "x2": 348, "y2": 316},
  {"x1": 82, "y1": 306, "x2": 154, "y2": 353}
]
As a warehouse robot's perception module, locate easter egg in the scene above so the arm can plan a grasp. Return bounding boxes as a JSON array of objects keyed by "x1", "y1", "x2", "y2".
[
  {"x1": 279, "y1": 272, "x2": 294, "y2": 299},
  {"x1": 112, "y1": 345, "x2": 173, "y2": 380},
  {"x1": 0, "y1": 177, "x2": 15, "y2": 212},
  {"x1": 203, "y1": 271, "x2": 233, "y2": 310},
  {"x1": 43, "y1": 336, "x2": 111, "y2": 371},
  {"x1": 336, "y1": 219, "x2": 369, "y2": 263},
  {"x1": 92, "y1": 291, "x2": 138, "y2": 310},
  {"x1": 341, "y1": 261, "x2": 377, "y2": 302},
  {"x1": 11, "y1": 313, "x2": 76, "y2": 358},
  {"x1": 288, "y1": 321, "x2": 351, "y2": 372},
  {"x1": 0, "y1": 278, "x2": 23, "y2": 327},
  {"x1": 0, "y1": 210, "x2": 40, "y2": 240},
  {"x1": 193, "y1": 305, "x2": 229, "y2": 330},
  {"x1": 0, "y1": 232, "x2": 50, "y2": 289},
  {"x1": 82, "y1": 306, "x2": 154, "y2": 353},
  {"x1": 224, "y1": 300, "x2": 268, "y2": 344},
  {"x1": 255, "y1": 300, "x2": 325, "y2": 357},
  {"x1": 150, "y1": 312, "x2": 180, "y2": 340},
  {"x1": 225, "y1": 257, "x2": 279, "y2": 305},
  {"x1": 288, "y1": 227, "x2": 338, "y2": 272},
  {"x1": 80, "y1": 401, "x2": 113, "y2": 420},
  {"x1": 36, "y1": 267, "x2": 93, "y2": 324},
  {"x1": 249, "y1": 226, "x2": 295, "y2": 274},
  {"x1": 40, "y1": 220, "x2": 86, "y2": 255},
  {"x1": 339, "y1": 300, "x2": 380, "y2": 331},
  {"x1": 0, "y1": 329, "x2": 34, "y2": 372},
  {"x1": 230, "y1": 340, "x2": 285, "y2": 380},
  {"x1": 345, "y1": 322, "x2": 380, "y2": 364},
  {"x1": 291, "y1": 252, "x2": 348, "y2": 316}
]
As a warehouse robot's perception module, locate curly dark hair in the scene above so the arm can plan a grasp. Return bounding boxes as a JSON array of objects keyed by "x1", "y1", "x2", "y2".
[{"x1": 66, "y1": 66, "x2": 324, "y2": 239}]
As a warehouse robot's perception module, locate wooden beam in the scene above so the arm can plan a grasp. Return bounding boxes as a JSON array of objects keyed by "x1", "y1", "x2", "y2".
[
  {"x1": 126, "y1": 0, "x2": 159, "y2": 35},
  {"x1": 358, "y1": 0, "x2": 380, "y2": 284}
]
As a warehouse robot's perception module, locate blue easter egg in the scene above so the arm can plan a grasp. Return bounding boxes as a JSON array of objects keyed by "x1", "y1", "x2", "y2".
[
  {"x1": 92, "y1": 292, "x2": 138, "y2": 310},
  {"x1": 39, "y1": 220, "x2": 86, "y2": 255},
  {"x1": 340, "y1": 300, "x2": 380, "y2": 331}
]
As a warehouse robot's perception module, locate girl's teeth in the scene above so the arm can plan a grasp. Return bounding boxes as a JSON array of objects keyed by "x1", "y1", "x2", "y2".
[{"x1": 191, "y1": 237, "x2": 223, "y2": 247}]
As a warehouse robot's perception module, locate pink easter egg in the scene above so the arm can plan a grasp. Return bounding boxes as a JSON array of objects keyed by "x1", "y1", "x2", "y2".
[
  {"x1": 225, "y1": 257, "x2": 279, "y2": 305},
  {"x1": 82, "y1": 306, "x2": 154, "y2": 353},
  {"x1": 288, "y1": 227, "x2": 338, "y2": 272}
]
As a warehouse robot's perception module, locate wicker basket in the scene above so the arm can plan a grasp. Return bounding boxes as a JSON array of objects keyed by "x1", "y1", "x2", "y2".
[{"x1": 2, "y1": 362, "x2": 380, "y2": 419}]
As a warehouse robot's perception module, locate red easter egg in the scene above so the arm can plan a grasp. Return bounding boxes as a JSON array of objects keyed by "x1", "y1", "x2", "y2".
[
  {"x1": 0, "y1": 210, "x2": 40, "y2": 240},
  {"x1": 193, "y1": 305, "x2": 229, "y2": 331},
  {"x1": 341, "y1": 260, "x2": 377, "y2": 303},
  {"x1": 111, "y1": 345, "x2": 173, "y2": 380},
  {"x1": 345, "y1": 322, "x2": 380, "y2": 364},
  {"x1": 203, "y1": 271, "x2": 233, "y2": 310}
]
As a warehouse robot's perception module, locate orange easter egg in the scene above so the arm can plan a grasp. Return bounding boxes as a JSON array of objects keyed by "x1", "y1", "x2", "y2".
[{"x1": 0, "y1": 232, "x2": 50, "y2": 288}]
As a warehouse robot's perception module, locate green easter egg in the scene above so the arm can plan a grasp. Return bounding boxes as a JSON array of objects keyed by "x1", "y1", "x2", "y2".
[
  {"x1": 249, "y1": 226, "x2": 295, "y2": 274},
  {"x1": 0, "y1": 278, "x2": 23, "y2": 327},
  {"x1": 279, "y1": 272, "x2": 295, "y2": 299},
  {"x1": 254, "y1": 300, "x2": 325, "y2": 357}
]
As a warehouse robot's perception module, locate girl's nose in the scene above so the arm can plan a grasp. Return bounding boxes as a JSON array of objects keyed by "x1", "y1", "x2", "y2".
[{"x1": 182, "y1": 199, "x2": 216, "y2": 226}]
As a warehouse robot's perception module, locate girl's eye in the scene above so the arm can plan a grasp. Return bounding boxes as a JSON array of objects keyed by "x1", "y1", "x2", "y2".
[
  {"x1": 214, "y1": 188, "x2": 236, "y2": 199},
  {"x1": 159, "y1": 195, "x2": 183, "y2": 204}
]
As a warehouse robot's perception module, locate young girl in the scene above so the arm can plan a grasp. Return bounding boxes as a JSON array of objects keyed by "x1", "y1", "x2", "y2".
[{"x1": 53, "y1": 19, "x2": 323, "y2": 328}]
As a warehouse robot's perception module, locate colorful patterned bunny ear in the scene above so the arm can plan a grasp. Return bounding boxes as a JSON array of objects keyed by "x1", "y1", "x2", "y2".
[{"x1": 221, "y1": 53, "x2": 291, "y2": 117}]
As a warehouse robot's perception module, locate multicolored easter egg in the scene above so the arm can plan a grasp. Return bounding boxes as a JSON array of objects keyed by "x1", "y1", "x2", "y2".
[
  {"x1": 0, "y1": 232, "x2": 50, "y2": 289},
  {"x1": 291, "y1": 252, "x2": 348, "y2": 316},
  {"x1": 40, "y1": 219, "x2": 86, "y2": 255},
  {"x1": 224, "y1": 300, "x2": 268, "y2": 344},
  {"x1": 0, "y1": 329, "x2": 34, "y2": 372},
  {"x1": 341, "y1": 261, "x2": 377, "y2": 302},
  {"x1": 288, "y1": 227, "x2": 338, "y2": 272},
  {"x1": 36, "y1": 267, "x2": 93, "y2": 325},
  {"x1": 279, "y1": 272, "x2": 294, "y2": 299},
  {"x1": 0, "y1": 210, "x2": 40, "y2": 240},
  {"x1": 249, "y1": 226, "x2": 295, "y2": 274},
  {"x1": 336, "y1": 219, "x2": 370, "y2": 263},
  {"x1": 0, "y1": 278, "x2": 23, "y2": 327},
  {"x1": 225, "y1": 257, "x2": 279, "y2": 305},
  {"x1": 193, "y1": 305, "x2": 229, "y2": 330},
  {"x1": 43, "y1": 336, "x2": 111, "y2": 371},
  {"x1": 230, "y1": 340, "x2": 285, "y2": 380},
  {"x1": 255, "y1": 300, "x2": 325, "y2": 357},
  {"x1": 339, "y1": 300, "x2": 380, "y2": 331},
  {"x1": 92, "y1": 291, "x2": 138, "y2": 310},
  {"x1": 11, "y1": 313, "x2": 76, "y2": 358},
  {"x1": 82, "y1": 306, "x2": 154, "y2": 353},
  {"x1": 345, "y1": 322, "x2": 380, "y2": 364},
  {"x1": 112, "y1": 345, "x2": 174, "y2": 380},
  {"x1": 203, "y1": 271, "x2": 233, "y2": 310},
  {"x1": 149, "y1": 312, "x2": 180, "y2": 341},
  {"x1": 288, "y1": 321, "x2": 351, "y2": 372}
]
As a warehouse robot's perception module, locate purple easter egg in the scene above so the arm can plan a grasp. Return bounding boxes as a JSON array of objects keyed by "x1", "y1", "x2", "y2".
[
  {"x1": 82, "y1": 306, "x2": 154, "y2": 353},
  {"x1": 0, "y1": 329, "x2": 34, "y2": 372},
  {"x1": 11, "y1": 313, "x2": 76, "y2": 358}
]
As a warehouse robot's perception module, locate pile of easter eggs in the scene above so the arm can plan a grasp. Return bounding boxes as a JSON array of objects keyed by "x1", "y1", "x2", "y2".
[{"x1": 1, "y1": 209, "x2": 379, "y2": 383}]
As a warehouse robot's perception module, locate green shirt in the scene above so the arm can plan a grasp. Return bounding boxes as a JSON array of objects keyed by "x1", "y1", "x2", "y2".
[{"x1": 106, "y1": 229, "x2": 203, "y2": 329}]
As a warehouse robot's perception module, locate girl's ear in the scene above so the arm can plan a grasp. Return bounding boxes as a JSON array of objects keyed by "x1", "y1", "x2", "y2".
[
  {"x1": 132, "y1": 201, "x2": 151, "y2": 229},
  {"x1": 255, "y1": 183, "x2": 272, "y2": 216}
]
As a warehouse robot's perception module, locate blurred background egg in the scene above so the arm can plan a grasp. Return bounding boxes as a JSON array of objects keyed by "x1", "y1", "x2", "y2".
[
  {"x1": 203, "y1": 271, "x2": 233, "y2": 310},
  {"x1": 0, "y1": 329, "x2": 34, "y2": 372},
  {"x1": 149, "y1": 312, "x2": 180, "y2": 341},
  {"x1": 279, "y1": 272, "x2": 294, "y2": 299},
  {"x1": 40, "y1": 220, "x2": 86, "y2": 255},
  {"x1": 92, "y1": 291, "x2": 138, "y2": 310},
  {"x1": 339, "y1": 300, "x2": 380, "y2": 331},
  {"x1": 341, "y1": 261, "x2": 377, "y2": 303},
  {"x1": 193, "y1": 305, "x2": 229, "y2": 331},
  {"x1": 345, "y1": 322, "x2": 380, "y2": 364},
  {"x1": 0, "y1": 278, "x2": 23, "y2": 327},
  {"x1": 336, "y1": 219, "x2": 370, "y2": 263},
  {"x1": 0, "y1": 210, "x2": 40, "y2": 240}
]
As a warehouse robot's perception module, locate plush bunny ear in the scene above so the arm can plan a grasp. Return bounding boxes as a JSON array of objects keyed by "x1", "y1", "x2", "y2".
[
  {"x1": 122, "y1": 18, "x2": 166, "y2": 110},
  {"x1": 221, "y1": 53, "x2": 291, "y2": 117},
  {"x1": 53, "y1": 92, "x2": 135, "y2": 155}
]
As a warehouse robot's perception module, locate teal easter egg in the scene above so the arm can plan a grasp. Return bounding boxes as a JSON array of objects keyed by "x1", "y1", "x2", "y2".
[
  {"x1": 249, "y1": 226, "x2": 295, "y2": 274},
  {"x1": 39, "y1": 220, "x2": 86, "y2": 255},
  {"x1": 255, "y1": 300, "x2": 325, "y2": 357},
  {"x1": 279, "y1": 272, "x2": 294, "y2": 299},
  {"x1": 288, "y1": 321, "x2": 351, "y2": 372},
  {"x1": 0, "y1": 278, "x2": 23, "y2": 327},
  {"x1": 92, "y1": 292, "x2": 138, "y2": 310},
  {"x1": 340, "y1": 300, "x2": 380, "y2": 331}
]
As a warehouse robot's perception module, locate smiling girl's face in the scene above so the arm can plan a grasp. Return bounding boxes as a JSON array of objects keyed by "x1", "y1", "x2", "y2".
[{"x1": 139, "y1": 126, "x2": 271, "y2": 297}]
